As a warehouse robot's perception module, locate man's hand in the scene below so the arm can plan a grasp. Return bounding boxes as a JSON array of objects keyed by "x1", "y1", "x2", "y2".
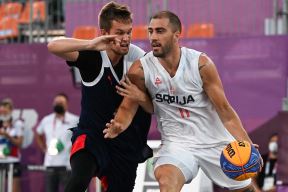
[
  {"x1": 88, "y1": 35, "x2": 120, "y2": 51},
  {"x1": 103, "y1": 119, "x2": 123, "y2": 139},
  {"x1": 116, "y1": 75, "x2": 146, "y2": 102}
]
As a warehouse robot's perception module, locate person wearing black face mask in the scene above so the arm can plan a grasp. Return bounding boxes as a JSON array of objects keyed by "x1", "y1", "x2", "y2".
[
  {"x1": 35, "y1": 93, "x2": 79, "y2": 192},
  {"x1": 255, "y1": 133, "x2": 278, "y2": 192},
  {"x1": 53, "y1": 104, "x2": 65, "y2": 115}
]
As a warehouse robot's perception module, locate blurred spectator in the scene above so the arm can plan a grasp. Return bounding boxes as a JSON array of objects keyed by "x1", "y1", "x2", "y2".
[
  {"x1": 0, "y1": 98, "x2": 24, "y2": 192},
  {"x1": 35, "y1": 93, "x2": 78, "y2": 192},
  {"x1": 256, "y1": 133, "x2": 278, "y2": 192}
]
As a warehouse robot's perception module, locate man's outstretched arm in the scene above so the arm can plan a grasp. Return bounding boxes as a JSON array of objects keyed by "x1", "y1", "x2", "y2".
[
  {"x1": 47, "y1": 35, "x2": 119, "y2": 61},
  {"x1": 103, "y1": 60, "x2": 153, "y2": 138}
]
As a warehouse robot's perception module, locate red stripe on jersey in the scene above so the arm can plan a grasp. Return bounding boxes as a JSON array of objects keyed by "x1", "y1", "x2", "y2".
[
  {"x1": 70, "y1": 134, "x2": 86, "y2": 157},
  {"x1": 100, "y1": 176, "x2": 108, "y2": 191},
  {"x1": 179, "y1": 108, "x2": 184, "y2": 118},
  {"x1": 185, "y1": 109, "x2": 190, "y2": 117}
]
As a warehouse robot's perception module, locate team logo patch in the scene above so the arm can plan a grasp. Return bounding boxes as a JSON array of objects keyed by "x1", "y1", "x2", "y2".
[{"x1": 155, "y1": 76, "x2": 162, "y2": 85}]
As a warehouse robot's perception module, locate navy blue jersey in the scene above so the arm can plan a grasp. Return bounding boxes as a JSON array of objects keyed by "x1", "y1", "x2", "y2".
[{"x1": 67, "y1": 44, "x2": 151, "y2": 163}]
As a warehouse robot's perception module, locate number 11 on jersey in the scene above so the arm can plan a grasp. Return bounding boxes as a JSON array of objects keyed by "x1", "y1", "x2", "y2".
[{"x1": 178, "y1": 108, "x2": 190, "y2": 118}]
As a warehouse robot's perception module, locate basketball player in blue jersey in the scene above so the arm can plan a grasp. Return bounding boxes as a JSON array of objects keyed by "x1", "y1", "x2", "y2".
[
  {"x1": 47, "y1": 2, "x2": 152, "y2": 192},
  {"x1": 104, "y1": 11, "x2": 262, "y2": 192}
]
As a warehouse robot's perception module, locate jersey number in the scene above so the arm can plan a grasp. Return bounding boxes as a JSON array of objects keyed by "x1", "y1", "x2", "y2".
[{"x1": 178, "y1": 108, "x2": 190, "y2": 118}]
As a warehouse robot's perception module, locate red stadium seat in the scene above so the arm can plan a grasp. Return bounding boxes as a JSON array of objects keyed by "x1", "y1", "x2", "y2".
[
  {"x1": 1, "y1": 2, "x2": 23, "y2": 19},
  {"x1": 131, "y1": 25, "x2": 147, "y2": 40},
  {"x1": 186, "y1": 23, "x2": 215, "y2": 38},
  {"x1": 72, "y1": 26, "x2": 98, "y2": 39},
  {"x1": 0, "y1": 17, "x2": 19, "y2": 40},
  {"x1": 0, "y1": 4, "x2": 5, "y2": 21},
  {"x1": 19, "y1": 1, "x2": 46, "y2": 24}
]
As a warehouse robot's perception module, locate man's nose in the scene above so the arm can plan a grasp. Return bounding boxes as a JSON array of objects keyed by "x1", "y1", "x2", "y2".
[
  {"x1": 122, "y1": 33, "x2": 130, "y2": 41},
  {"x1": 149, "y1": 31, "x2": 157, "y2": 40}
]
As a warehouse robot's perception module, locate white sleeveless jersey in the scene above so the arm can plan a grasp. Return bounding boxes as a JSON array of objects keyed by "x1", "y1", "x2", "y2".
[
  {"x1": 141, "y1": 47, "x2": 234, "y2": 148},
  {"x1": 82, "y1": 43, "x2": 145, "y2": 86}
]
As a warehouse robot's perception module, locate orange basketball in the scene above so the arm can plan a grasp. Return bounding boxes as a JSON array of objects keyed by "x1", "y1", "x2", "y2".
[{"x1": 220, "y1": 141, "x2": 262, "y2": 181}]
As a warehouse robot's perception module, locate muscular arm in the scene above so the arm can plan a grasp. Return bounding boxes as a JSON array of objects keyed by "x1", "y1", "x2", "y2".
[
  {"x1": 103, "y1": 60, "x2": 153, "y2": 138},
  {"x1": 199, "y1": 54, "x2": 253, "y2": 143},
  {"x1": 116, "y1": 61, "x2": 153, "y2": 113},
  {"x1": 47, "y1": 35, "x2": 118, "y2": 61}
]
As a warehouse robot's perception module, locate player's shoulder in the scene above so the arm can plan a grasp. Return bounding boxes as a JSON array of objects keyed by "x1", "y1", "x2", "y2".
[
  {"x1": 181, "y1": 47, "x2": 202, "y2": 59},
  {"x1": 139, "y1": 51, "x2": 154, "y2": 61},
  {"x1": 129, "y1": 59, "x2": 142, "y2": 72},
  {"x1": 198, "y1": 53, "x2": 214, "y2": 68},
  {"x1": 126, "y1": 43, "x2": 145, "y2": 60}
]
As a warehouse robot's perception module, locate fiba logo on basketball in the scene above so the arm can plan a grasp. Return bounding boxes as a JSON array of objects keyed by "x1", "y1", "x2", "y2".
[{"x1": 220, "y1": 141, "x2": 262, "y2": 181}]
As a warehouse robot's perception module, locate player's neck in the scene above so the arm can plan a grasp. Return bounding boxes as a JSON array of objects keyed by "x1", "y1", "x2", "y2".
[
  {"x1": 106, "y1": 50, "x2": 122, "y2": 66},
  {"x1": 159, "y1": 46, "x2": 181, "y2": 76}
]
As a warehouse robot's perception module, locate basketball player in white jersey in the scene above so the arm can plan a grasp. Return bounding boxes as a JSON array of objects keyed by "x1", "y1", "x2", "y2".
[{"x1": 103, "y1": 11, "x2": 261, "y2": 192}]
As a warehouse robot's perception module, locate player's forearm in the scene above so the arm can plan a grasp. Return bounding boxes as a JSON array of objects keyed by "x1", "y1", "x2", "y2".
[
  {"x1": 219, "y1": 106, "x2": 252, "y2": 143},
  {"x1": 114, "y1": 103, "x2": 138, "y2": 133},
  {"x1": 47, "y1": 38, "x2": 93, "y2": 54},
  {"x1": 225, "y1": 121, "x2": 252, "y2": 143}
]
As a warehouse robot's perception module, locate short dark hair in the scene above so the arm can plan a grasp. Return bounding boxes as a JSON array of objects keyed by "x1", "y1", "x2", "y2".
[
  {"x1": 98, "y1": 1, "x2": 132, "y2": 31},
  {"x1": 150, "y1": 11, "x2": 182, "y2": 33},
  {"x1": 55, "y1": 93, "x2": 69, "y2": 102}
]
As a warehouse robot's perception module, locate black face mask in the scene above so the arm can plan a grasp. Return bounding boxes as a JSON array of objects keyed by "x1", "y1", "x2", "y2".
[{"x1": 53, "y1": 105, "x2": 65, "y2": 114}]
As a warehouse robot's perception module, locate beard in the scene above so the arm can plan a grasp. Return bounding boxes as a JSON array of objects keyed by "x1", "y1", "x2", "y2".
[{"x1": 152, "y1": 40, "x2": 173, "y2": 58}]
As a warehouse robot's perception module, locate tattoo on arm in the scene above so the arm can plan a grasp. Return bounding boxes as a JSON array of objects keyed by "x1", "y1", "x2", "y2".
[{"x1": 199, "y1": 64, "x2": 207, "y2": 71}]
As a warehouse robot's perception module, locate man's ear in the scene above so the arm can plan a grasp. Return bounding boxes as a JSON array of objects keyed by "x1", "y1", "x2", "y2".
[{"x1": 174, "y1": 31, "x2": 180, "y2": 41}]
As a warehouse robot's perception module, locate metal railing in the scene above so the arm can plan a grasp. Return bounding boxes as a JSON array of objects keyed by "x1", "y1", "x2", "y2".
[
  {"x1": 0, "y1": 0, "x2": 65, "y2": 43},
  {"x1": 1, "y1": 0, "x2": 288, "y2": 44}
]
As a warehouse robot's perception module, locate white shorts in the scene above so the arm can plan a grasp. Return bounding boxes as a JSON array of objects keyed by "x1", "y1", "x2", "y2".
[{"x1": 153, "y1": 143, "x2": 251, "y2": 190}]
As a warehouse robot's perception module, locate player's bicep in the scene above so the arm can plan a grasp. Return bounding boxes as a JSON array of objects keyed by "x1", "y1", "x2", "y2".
[
  {"x1": 127, "y1": 60, "x2": 146, "y2": 91},
  {"x1": 199, "y1": 55, "x2": 230, "y2": 113},
  {"x1": 56, "y1": 51, "x2": 79, "y2": 62}
]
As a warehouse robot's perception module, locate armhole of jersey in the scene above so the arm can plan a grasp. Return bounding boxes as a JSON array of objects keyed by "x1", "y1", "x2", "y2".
[
  {"x1": 81, "y1": 55, "x2": 105, "y2": 87},
  {"x1": 140, "y1": 57, "x2": 149, "y2": 87},
  {"x1": 195, "y1": 51, "x2": 203, "y2": 88}
]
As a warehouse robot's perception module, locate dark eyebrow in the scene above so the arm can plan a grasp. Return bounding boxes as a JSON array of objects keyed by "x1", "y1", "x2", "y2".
[
  {"x1": 148, "y1": 27, "x2": 165, "y2": 31},
  {"x1": 155, "y1": 27, "x2": 165, "y2": 30},
  {"x1": 115, "y1": 28, "x2": 132, "y2": 32}
]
